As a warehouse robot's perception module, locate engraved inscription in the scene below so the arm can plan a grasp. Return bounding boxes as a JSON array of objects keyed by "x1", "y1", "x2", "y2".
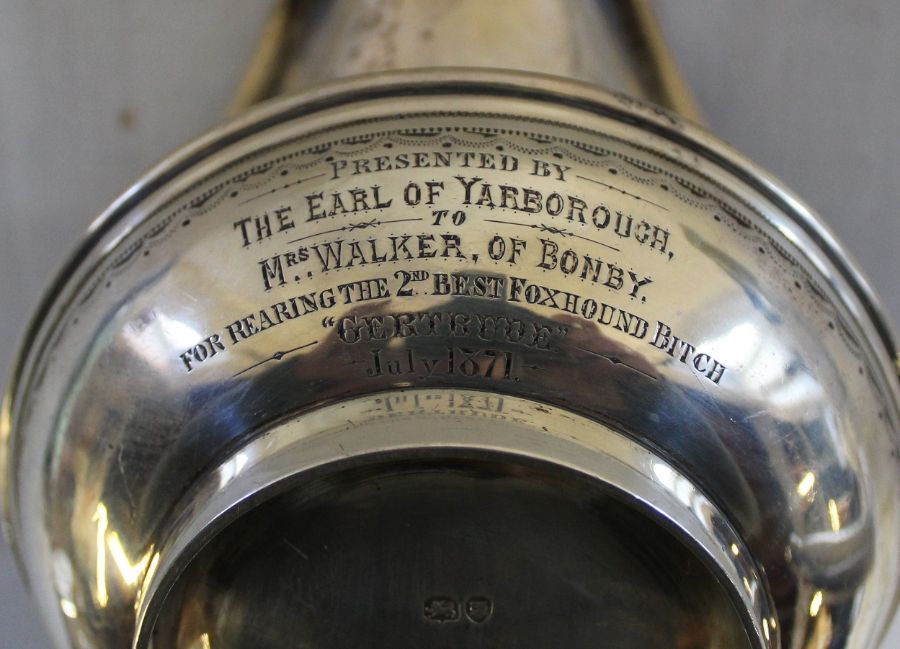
[
  {"x1": 453, "y1": 175, "x2": 672, "y2": 257},
  {"x1": 362, "y1": 347, "x2": 515, "y2": 381},
  {"x1": 240, "y1": 174, "x2": 670, "y2": 294},
  {"x1": 328, "y1": 150, "x2": 521, "y2": 180},
  {"x1": 169, "y1": 122, "x2": 737, "y2": 386},
  {"x1": 233, "y1": 205, "x2": 296, "y2": 247},
  {"x1": 335, "y1": 311, "x2": 568, "y2": 350}
]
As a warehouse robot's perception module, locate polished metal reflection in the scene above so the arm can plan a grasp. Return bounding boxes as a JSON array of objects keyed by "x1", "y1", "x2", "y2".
[
  {"x1": 139, "y1": 392, "x2": 766, "y2": 649},
  {"x1": 2, "y1": 2, "x2": 899, "y2": 649}
]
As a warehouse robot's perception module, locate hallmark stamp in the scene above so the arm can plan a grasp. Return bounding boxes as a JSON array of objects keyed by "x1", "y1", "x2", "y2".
[
  {"x1": 424, "y1": 595, "x2": 493, "y2": 624},
  {"x1": 423, "y1": 596, "x2": 460, "y2": 622},
  {"x1": 464, "y1": 596, "x2": 493, "y2": 624}
]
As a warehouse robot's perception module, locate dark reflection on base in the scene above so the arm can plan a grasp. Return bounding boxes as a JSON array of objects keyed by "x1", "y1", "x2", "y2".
[{"x1": 151, "y1": 456, "x2": 753, "y2": 649}]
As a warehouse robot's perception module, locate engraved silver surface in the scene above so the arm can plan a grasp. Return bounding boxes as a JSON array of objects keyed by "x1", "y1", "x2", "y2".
[{"x1": 2, "y1": 70, "x2": 899, "y2": 649}]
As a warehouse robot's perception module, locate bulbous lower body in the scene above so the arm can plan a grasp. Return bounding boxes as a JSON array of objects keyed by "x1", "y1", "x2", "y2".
[{"x1": 3, "y1": 71, "x2": 899, "y2": 649}]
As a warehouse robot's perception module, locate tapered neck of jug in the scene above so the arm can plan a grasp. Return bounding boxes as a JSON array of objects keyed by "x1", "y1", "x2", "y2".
[{"x1": 228, "y1": 0, "x2": 700, "y2": 121}]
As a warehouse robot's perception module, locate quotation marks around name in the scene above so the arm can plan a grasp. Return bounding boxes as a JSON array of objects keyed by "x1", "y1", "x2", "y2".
[{"x1": 424, "y1": 596, "x2": 493, "y2": 624}]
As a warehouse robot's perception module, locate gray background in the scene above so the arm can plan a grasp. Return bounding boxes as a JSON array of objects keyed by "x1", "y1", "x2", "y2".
[{"x1": 1, "y1": 1, "x2": 898, "y2": 646}]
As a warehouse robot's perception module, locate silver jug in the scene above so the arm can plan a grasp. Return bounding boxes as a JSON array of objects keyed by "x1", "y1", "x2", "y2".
[{"x1": 2, "y1": 2, "x2": 899, "y2": 648}]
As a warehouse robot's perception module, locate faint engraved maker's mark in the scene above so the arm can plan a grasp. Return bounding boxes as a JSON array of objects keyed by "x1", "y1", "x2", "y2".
[{"x1": 424, "y1": 595, "x2": 493, "y2": 624}]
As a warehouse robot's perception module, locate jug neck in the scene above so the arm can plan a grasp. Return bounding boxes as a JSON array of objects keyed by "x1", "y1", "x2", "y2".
[{"x1": 228, "y1": 0, "x2": 700, "y2": 121}]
